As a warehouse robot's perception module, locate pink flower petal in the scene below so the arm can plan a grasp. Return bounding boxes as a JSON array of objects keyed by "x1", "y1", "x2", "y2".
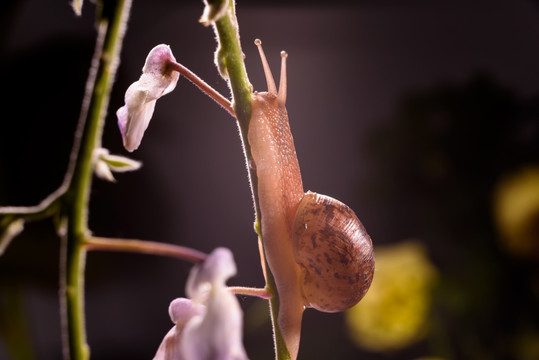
[{"x1": 116, "y1": 44, "x2": 179, "y2": 152}]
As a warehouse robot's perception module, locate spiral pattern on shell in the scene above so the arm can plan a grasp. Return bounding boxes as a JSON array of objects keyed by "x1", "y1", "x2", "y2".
[{"x1": 292, "y1": 191, "x2": 375, "y2": 312}]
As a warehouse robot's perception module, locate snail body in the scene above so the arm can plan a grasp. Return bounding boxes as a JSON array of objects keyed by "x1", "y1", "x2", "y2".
[{"x1": 247, "y1": 40, "x2": 374, "y2": 359}]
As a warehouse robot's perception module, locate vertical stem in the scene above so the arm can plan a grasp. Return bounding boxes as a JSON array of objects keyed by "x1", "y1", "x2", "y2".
[
  {"x1": 60, "y1": 0, "x2": 132, "y2": 359},
  {"x1": 213, "y1": 12, "x2": 252, "y2": 128},
  {"x1": 211, "y1": 2, "x2": 290, "y2": 359}
]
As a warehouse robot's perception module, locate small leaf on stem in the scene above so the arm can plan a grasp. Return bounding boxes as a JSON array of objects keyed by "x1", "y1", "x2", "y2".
[{"x1": 93, "y1": 148, "x2": 142, "y2": 182}]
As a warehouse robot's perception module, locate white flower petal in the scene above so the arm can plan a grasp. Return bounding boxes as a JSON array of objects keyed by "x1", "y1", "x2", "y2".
[
  {"x1": 153, "y1": 326, "x2": 184, "y2": 360},
  {"x1": 153, "y1": 298, "x2": 206, "y2": 360},
  {"x1": 186, "y1": 247, "x2": 237, "y2": 301},
  {"x1": 181, "y1": 286, "x2": 247, "y2": 360},
  {"x1": 181, "y1": 248, "x2": 248, "y2": 360},
  {"x1": 153, "y1": 248, "x2": 248, "y2": 360},
  {"x1": 117, "y1": 44, "x2": 179, "y2": 152},
  {"x1": 169, "y1": 298, "x2": 205, "y2": 325}
]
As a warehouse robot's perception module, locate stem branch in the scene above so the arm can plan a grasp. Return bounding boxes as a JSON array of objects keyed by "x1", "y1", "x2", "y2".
[
  {"x1": 228, "y1": 286, "x2": 270, "y2": 299},
  {"x1": 60, "y1": 1, "x2": 132, "y2": 359},
  {"x1": 208, "y1": 3, "x2": 290, "y2": 359},
  {"x1": 85, "y1": 237, "x2": 207, "y2": 263},
  {"x1": 168, "y1": 61, "x2": 235, "y2": 117}
]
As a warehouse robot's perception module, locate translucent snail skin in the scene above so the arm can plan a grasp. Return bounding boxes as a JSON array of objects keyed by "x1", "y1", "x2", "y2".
[{"x1": 247, "y1": 40, "x2": 375, "y2": 359}]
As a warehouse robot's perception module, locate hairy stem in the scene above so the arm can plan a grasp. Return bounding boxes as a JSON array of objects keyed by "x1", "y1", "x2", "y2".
[
  {"x1": 60, "y1": 1, "x2": 132, "y2": 359},
  {"x1": 209, "y1": 2, "x2": 290, "y2": 359},
  {"x1": 213, "y1": 11, "x2": 252, "y2": 128}
]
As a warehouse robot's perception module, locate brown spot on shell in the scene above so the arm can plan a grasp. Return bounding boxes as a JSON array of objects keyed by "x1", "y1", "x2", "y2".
[
  {"x1": 324, "y1": 252, "x2": 333, "y2": 264},
  {"x1": 310, "y1": 233, "x2": 318, "y2": 248},
  {"x1": 292, "y1": 192, "x2": 375, "y2": 313}
]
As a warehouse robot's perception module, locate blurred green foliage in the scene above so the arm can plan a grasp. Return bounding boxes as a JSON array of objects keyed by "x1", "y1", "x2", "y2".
[
  {"x1": 346, "y1": 240, "x2": 438, "y2": 351},
  {"x1": 352, "y1": 74, "x2": 539, "y2": 359}
]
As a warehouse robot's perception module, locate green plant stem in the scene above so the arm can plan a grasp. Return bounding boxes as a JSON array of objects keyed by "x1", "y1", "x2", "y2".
[
  {"x1": 60, "y1": 1, "x2": 131, "y2": 359},
  {"x1": 211, "y1": 2, "x2": 290, "y2": 359},
  {"x1": 213, "y1": 11, "x2": 252, "y2": 128}
]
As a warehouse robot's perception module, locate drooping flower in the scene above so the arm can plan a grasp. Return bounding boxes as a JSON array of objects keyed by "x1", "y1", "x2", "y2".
[
  {"x1": 153, "y1": 298, "x2": 205, "y2": 360},
  {"x1": 116, "y1": 44, "x2": 179, "y2": 152},
  {"x1": 153, "y1": 247, "x2": 248, "y2": 360}
]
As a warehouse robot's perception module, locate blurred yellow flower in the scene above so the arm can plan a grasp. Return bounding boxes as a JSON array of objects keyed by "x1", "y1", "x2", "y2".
[
  {"x1": 494, "y1": 167, "x2": 539, "y2": 258},
  {"x1": 345, "y1": 240, "x2": 437, "y2": 352}
]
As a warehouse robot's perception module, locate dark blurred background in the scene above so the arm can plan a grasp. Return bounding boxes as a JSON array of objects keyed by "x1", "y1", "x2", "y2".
[{"x1": 1, "y1": 0, "x2": 539, "y2": 359}]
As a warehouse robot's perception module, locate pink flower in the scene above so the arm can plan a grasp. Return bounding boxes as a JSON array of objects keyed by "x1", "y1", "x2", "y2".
[
  {"x1": 153, "y1": 248, "x2": 248, "y2": 360},
  {"x1": 152, "y1": 298, "x2": 205, "y2": 360},
  {"x1": 116, "y1": 44, "x2": 179, "y2": 152}
]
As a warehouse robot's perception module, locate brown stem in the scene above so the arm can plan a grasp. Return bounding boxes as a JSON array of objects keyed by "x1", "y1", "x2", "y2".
[
  {"x1": 168, "y1": 61, "x2": 236, "y2": 118},
  {"x1": 84, "y1": 237, "x2": 207, "y2": 263},
  {"x1": 228, "y1": 286, "x2": 270, "y2": 299}
]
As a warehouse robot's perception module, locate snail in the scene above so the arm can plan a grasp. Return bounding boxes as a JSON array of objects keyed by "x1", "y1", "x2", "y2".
[
  {"x1": 116, "y1": 36, "x2": 372, "y2": 358},
  {"x1": 247, "y1": 40, "x2": 375, "y2": 358}
]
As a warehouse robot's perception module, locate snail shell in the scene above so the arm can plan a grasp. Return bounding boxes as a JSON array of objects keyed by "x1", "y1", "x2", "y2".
[{"x1": 292, "y1": 191, "x2": 375, "y2": 312}]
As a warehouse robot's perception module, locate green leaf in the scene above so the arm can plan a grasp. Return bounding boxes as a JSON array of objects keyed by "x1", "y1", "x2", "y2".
[
  {"x1": 100, "y1": 154, "x2": 142, "y2": 172},
  {"x1": 93, "y1": 148, "x2": 142, "y2": 182}
]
